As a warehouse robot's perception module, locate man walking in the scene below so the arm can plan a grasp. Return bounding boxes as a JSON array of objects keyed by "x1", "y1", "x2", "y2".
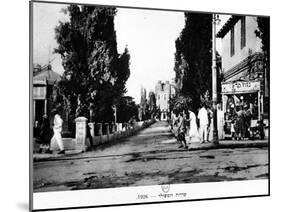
[
  {"x1": 177, "y1": 112, "x2": 188, "y2": 149},
  {"x1": 198, "y1": 103, "x2": 209, "y2": 143},
  {"x1": 50, "y1": 109, "x2": 65, "y2": 154}
]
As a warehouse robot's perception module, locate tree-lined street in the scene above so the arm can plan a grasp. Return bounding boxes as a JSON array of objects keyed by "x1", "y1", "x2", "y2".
[{"x1": 34, "y1": 121, "x2": 268, "y2": 192}]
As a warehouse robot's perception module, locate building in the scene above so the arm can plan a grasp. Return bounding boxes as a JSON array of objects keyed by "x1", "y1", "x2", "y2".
[
  {"x1": 155, "y1": 80, "x2": 176, "y2": 120},
  {"x1": 33, "y1": 64, "x2": 61, "y2": 125},
  {"x1": 217, "y1": 15, "x2": 269, "y2": 138}
]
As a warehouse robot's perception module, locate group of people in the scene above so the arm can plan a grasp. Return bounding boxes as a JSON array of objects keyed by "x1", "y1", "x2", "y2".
[
  {"x1": 171, "y1": 104, "x2": 213, "y2": 150},
  {"x1": 229, "y1": 104, "x2": 264, "y2": 140},
  {"x1": 34, "y1": 110, "x2": 65, "y2": 154}
]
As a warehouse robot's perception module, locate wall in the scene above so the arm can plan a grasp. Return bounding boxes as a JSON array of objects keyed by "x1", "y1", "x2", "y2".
[{"x1": 221, "y1": 16, "x2": 263, "y2": 73}]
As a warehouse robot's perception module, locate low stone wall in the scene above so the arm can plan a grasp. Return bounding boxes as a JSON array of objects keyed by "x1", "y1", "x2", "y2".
[{"x1": 58, "y1": 119, "x2": 155, "y2": 151}]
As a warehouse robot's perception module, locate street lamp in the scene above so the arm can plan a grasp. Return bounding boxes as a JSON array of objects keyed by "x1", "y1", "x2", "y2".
[{"x1": 212, "y1": 13, "x2": 220, "y2": 145}]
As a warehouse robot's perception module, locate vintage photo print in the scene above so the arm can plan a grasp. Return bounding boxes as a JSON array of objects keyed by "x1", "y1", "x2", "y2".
[{"x1": 30, "y1": 0, "x2": 269, "y2": 210}]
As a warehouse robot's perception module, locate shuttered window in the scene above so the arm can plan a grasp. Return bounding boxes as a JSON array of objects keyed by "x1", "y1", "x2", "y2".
[
  {"x1": 230, "y1": 27, "x2": 235, "y2": 56},
  {"x1": 241, "y1": 17, "x2": 246, "y2": 48}
]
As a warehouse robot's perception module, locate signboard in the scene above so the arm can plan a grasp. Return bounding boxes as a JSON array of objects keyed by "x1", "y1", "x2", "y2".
[{"x1": 222, "y1": 81, "x2": 260, "y2": 94}]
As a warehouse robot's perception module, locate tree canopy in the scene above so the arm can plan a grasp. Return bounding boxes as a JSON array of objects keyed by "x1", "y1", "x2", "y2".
[
  {"x1": 54, "y1": 5, "x2": 131, "y2": 122},
  {"x1": 174, "y1": 12, "x2": 212, "y2": 111}
]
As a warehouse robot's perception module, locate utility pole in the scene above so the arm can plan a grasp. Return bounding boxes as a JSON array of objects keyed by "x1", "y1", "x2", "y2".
[{"x1": 212, "y1": 13, "x2": 219, "y2": 144}]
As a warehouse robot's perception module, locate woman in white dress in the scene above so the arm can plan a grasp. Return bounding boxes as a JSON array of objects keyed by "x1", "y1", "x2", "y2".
[
  {"x1": 50, "y1": 110, "x2": 65, "y2": 154},
  {"x1": 187, "y1": 109, "x2": 199, "y2": 144}
]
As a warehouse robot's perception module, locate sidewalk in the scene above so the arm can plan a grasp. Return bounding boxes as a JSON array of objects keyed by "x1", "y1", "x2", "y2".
[
  {"x1": 33, "y1": 150, "x2": 84, "y2": 162},
  {"x1": 33, "y1": 139, "x2": 268, "y2": 162},
  {"x1": 186, "y1": 139, "x2": 268, "y2": 151},
  {"x1": 171, "y1": 127, "x2": 268, "y2": 151}
]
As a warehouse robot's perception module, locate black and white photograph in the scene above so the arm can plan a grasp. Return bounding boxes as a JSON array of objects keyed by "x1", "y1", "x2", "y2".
[{"x1": 30, "y1": 0, "x2": 269, "y2": 210}]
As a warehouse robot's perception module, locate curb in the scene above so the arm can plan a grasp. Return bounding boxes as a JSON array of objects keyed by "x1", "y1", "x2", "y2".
[
  {"x1": 170, "y1": 129, "x2": 268, "y2": 151},
  {"x1": 33, "y1": 150, "x2": 84, "y2": 162},
  {"x1": 187, "y1": 141, "x2": 268, "y2": 151}
]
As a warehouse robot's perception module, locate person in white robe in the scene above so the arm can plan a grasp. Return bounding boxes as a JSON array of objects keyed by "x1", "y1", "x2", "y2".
[
  {"x1": 198, "y1": 104, "x2": 209, "y2": 143},
  {"x1": 50, "y1": 111, "x2": 65, "y2": 154},
  {"x1": 187, "y1": 110, "x2": 199, "y2": 144}
]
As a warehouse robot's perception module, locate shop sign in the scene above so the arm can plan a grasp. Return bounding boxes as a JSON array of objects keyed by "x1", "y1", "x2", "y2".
[{"x1": 222, "y1": 81, "x2": 260, "y2": 94}]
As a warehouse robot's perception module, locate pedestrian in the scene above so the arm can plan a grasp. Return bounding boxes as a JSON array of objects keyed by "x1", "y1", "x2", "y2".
[
  {"x1": 186, "y1": 109, "x2": 199, "y2": 144},
  {"x1": 50, "y1": 109, "x2": 65, "y2": 154},
  {"x1": 38, "y1": 115, "x2": 53, "y2": 154},
  {"x1": 235, "y1": 105, "x2": 246, "y2": 140},
  {"x1": 86, "y1": 121, "x2": 94, "y2": 151},
  {"x1": 34, "y1": 120, "x2": 40, "y2": 138},
  {"x1": 257, "y1": 114, "x2": 265, "y2": 140},
  {"x1": 177, "y1": 112, "x2": 188, "y2": 149},
  {"x1": 206, "y1": 106, "x2": 213, "y2": 142},
  {"x1": 171, "y1": 111, "x2": 176, "y2": 130},
  {"x1": 231, "y1": 119, "x2": 236, "y2": 140},
  {"x1": 198, "y1": 103, "x2": 209, "y2": 143},
  {"x1": 245, "y1": 104, "x2": 252, "y2": 139}
]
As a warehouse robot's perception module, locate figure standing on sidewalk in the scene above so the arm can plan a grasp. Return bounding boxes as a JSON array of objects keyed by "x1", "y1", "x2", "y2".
[
  {"x1": 186, "y1": 109, "x2": 199, "y2": 144},
  {"x1": 236, "y1": 105, "x2": 246, "y2": 140},
  {"x1": 50, "y1": 109, "x2": 65, "y2": 154},
  {"x1": 177, "y1": 112, "x2": 188, "y2": 149},
  {"x1": 206, "y1": 106, "x2": 213, "y2": 142},
  {"x1": 198, "y1": 103, "x2": 209, "y2": 143},
  {"x1": 38, "y1": 115, "x2": 53, "y2": 154}
]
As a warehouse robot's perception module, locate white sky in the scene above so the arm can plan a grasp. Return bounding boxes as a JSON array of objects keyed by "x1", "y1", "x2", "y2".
[
  {"x1": 33, "y1": 2, "x2": 229, "y2": 103},
  {"x1": 115, "y1": 8, "x2": 185, "y2": 103}
]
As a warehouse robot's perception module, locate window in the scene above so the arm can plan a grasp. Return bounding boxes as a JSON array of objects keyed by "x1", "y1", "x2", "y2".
[
  {"x1": 241, "y1": 17, "x2": 246, "y2": 48},
  {"x1": 230, "y1": 27, "x2": 235, "y2": 56}
]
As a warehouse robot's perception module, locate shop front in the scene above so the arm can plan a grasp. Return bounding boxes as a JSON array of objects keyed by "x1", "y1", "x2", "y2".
[{"x1": 221, "y1": 80, "x2": 267, "y2": 139}]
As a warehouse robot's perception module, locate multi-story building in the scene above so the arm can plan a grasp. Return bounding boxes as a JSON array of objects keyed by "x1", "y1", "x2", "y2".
[
  {"x1": 155, "y1": 80, "x2": 176, "y2": 120},
  {"x1": 217, "y1": 15, "x2": 269, "y2": 138}
]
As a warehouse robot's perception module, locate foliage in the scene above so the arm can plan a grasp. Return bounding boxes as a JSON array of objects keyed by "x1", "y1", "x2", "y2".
[
  {"x1": 54, "y1": 5, "x2": 130, "y2": 123},
  {"x1": 174, "y1": 13, "x2": 213, "y2": 111},
  {"x1": 169, "y1": 94, "x2": 192, "y2": 115},
  {"x1": 147, "y1": 91, "x2": 157, "y2": 118},
  {"x1": 255, "y1": 17, "x2": 270, "y2": 55},
  {"x1": 255, "y1": 16, "x2": 270, "y2": 89},
  {"x1": 116, "y1": 96, "x2": 138, "y2": 123}
]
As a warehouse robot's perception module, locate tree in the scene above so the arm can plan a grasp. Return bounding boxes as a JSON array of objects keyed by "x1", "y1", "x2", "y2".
[
  {"x1": 54, "y1": 5, "x2": 130, "y2": 123},
  {"x1": 255, "y1": 17, "x2": 269, "y2": 55},
  {"x1": 116, "y1": 96, "x2": 138, "y2": 123},
  {"x1": 174, "y1": 13, "x2": 212, "y2": 111},
  {"x1": 255, "y1": 16, "x2": 270, "y2": 93},
  {"x1": 147, "y1": 91, "x2": 157, "y2": 118},
  {"x1": 169, "y1": 94, "x2": 192, "y2": 115}
]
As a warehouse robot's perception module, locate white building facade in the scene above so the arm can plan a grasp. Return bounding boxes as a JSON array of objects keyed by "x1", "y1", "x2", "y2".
[
  {"x1": 217, "y1": 15, "x2": 269, "y2": 138},
  {"x1": 155, "y1": 80, "x2": 176, "y2": 120}
]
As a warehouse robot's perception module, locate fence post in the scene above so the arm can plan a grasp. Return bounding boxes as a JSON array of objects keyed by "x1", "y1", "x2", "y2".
[
  {"x1": 97, "y1": 123, "x2": 103, "y2": 144},
  {"x1": 105, "y1": 123, "x2": 110, "y2": 142},
  {"x1": 75, "y1": 117, "x2": 88, "y2": 151}
]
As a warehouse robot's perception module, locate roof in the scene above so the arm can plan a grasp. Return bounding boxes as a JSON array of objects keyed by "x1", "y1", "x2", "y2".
[
  {"x1": 217, "y1": 15, "x2": 242, "y2": 38},
  {"x1": 33, "y1": 65, "x2": 61, "y2": 85}
]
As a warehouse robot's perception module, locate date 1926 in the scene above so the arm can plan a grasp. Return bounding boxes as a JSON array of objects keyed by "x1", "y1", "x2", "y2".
[{"x1": 137, "y1": 194, "x2": 149, "y2": 200}]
